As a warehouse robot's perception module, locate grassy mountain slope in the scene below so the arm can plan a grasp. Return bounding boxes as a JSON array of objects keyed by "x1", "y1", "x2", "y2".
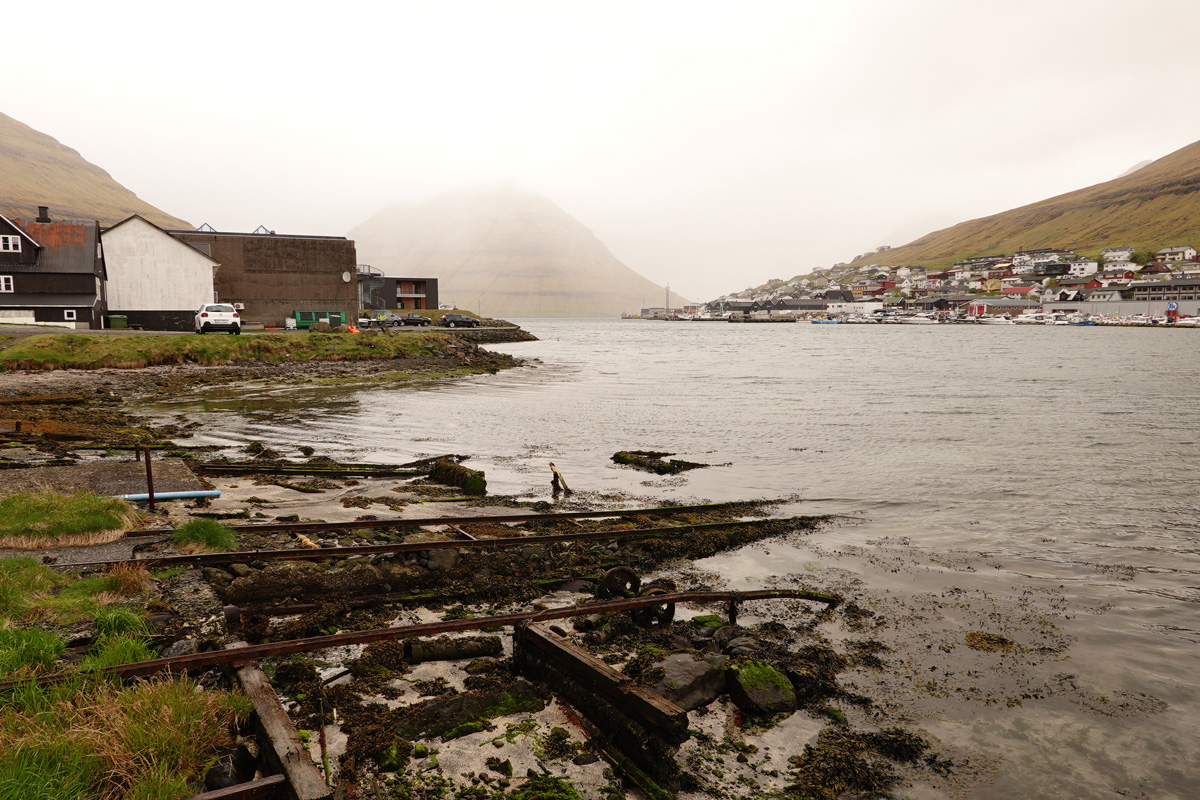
[
  {"x1": 350, "y1": 190, "x2": 688, "y2": 318},
  {"x1": 0, "y1": 112, "x2": 188, "y2": 228},
  {"x1": 852, "y1": 138, "x2": 1200, "y2": 267}
]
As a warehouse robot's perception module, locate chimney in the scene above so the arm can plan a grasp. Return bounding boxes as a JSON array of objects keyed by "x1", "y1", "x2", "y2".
[{"x1": 36, "y1": 206, "x2": 50, "y2": 222}]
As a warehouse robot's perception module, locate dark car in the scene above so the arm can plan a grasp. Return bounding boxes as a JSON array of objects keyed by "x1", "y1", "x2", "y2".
[
  {"x1": 394, "y1": 313, "x2": 433, "y2": 327},
  {"x1": 440, "y1": 313, "x2": 481, "y2": 328}
]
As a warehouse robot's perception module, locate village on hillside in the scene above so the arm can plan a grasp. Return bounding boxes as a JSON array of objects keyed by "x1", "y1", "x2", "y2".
[{"x1": 645, "y1": 244, "x2": 1200, "y2": 324}]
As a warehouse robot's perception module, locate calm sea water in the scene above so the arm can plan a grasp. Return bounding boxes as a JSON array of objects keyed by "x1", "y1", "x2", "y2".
[{"x1": 148, "y1": 319, "x2": 1200, "y2": 798}]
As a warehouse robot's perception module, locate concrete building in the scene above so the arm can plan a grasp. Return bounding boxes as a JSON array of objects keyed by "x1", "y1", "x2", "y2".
[{"x1": 170, "y1": 228, "x2": 357, "y2": 327}]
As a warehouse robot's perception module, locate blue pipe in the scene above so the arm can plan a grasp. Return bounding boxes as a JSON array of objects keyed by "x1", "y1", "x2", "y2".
[{"x1": 114, "y1": 490, "x2": 222, "y2": 501}]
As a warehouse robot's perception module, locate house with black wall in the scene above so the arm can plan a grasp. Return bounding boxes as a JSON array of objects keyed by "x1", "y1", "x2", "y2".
[{"x1": 0, "y1": 207, "x2": 105, "y2": 327}]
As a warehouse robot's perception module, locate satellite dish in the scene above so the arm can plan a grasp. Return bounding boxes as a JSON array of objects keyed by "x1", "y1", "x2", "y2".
[{"x1": 342, "y1": 271, "x2": 352, "y2": 283}]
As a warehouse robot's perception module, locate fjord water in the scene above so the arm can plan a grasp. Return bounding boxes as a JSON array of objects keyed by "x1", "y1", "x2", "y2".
[{"x1": 155, "y1": 319, "x2": 1200, "y2": 798}]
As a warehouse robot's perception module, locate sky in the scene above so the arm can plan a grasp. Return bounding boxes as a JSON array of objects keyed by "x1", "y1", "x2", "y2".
[{"x1": 7, "y1": 0, "x2": 1200, "y2": 301}]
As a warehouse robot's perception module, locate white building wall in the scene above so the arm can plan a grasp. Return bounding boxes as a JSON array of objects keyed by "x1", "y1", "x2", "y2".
[{"x1": 102, "y1": 218, "x2": 216, "y2": 311}]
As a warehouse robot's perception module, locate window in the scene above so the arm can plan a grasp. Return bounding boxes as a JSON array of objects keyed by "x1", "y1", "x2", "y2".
[
  {"x1": 0, "y1": 236, "x2": 20, "y2": 253},
  {"x1": 64, "y1": 310, "x2": 76, "y2": 321},
  {"x1": 0, "y1": 276, "x2": 12, "y2": 293}
]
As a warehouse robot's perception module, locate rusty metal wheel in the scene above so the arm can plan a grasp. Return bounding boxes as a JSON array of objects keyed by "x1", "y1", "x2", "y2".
[
  {"x1": 631, "y1": 586, "x2": 676, "y2": 628},
  {"x1": 598, "y1": 566, "x2": 641, "y2": 598}
]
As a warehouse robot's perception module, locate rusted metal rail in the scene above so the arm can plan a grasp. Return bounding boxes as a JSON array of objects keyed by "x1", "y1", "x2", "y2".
[
  {"x1": 66, "y1": 517, "x2": 799, "y2": 570},
  {"x1": 195, "y1": 464, "x2": 424, "y2": 478},
  {"x1": 123, "y1": 501, "x2": 776, "y2": 538},
  {"x1": 4, "y1": 589, "x2": 838, "y2": 691}
]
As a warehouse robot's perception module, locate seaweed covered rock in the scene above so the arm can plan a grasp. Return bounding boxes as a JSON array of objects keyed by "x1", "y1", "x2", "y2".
[
  {"x1": 728, "y1": 659, "x2": 796, "y2": 716},
  {"x1": 429, "y1": 459, "x2": 487, "y2": 495},
  {"x1": 611, "y1": 450, "x2": 709, "y2": 474}
]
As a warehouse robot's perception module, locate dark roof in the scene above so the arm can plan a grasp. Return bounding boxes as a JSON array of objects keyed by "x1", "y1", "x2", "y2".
[
  {"x1": 169, "y1": 229, "x2": 348, "y2": 241},
  {"x1": 11, "y1": 219, "x2": 99, "y2": 274},
  {"x1": 0, "y1": 214, "x2": 42, "y2": 248}
]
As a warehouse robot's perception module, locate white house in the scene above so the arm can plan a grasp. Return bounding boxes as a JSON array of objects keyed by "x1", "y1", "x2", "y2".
[
  {"x1": 1100, "y1": 246, "x2": 1135, "y2": 262},
  {"x1": 101, "y1": 215, "x2": 221, "y2": 331},
  {"x1": 1067, "y1": 260, "x2": 1099, "y2": 276},
  {"x1": 1156, "y1": 246, "x2": 1197, "y2": 263}
]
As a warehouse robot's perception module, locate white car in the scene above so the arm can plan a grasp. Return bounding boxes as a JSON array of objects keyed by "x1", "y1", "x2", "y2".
[{"x1": 195, "y1": 303, "x2": 241, "y2": 334}]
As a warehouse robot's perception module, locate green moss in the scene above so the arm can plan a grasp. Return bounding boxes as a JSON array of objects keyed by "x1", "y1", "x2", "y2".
[
  {"x1": 690, "y1": 614, "x2": 725, "y2": 628},
  {"x1": 732, "y1": 660, "x2": 791, "y2": 693},
  {"x1": 443, "y1": 720, "x2": 488, "y2": 741},
  {"x1": 506, "y1": 775, "x2": 582, "y2": 800}
]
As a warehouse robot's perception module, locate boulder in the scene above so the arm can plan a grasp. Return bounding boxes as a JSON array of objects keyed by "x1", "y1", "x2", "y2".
[
  {"x1": 652, "y1": 652, "x2": 728, "y2": 711},
  {"x1": 309, "y1": 321, "x2": 333, "y2": 332},
  {"x1": 727, "y1": 660, "x2": 796, "y2": 716},
  {"x1": 424, "y1": 549, "x2": 460, "y2": 572}
]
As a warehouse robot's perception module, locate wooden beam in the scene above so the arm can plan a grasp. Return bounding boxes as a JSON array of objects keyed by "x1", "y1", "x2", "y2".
[
  {"x1": 227, "y1": 643, "x2": 331, "y2": 800},
  {"x1": 514, "y1": 622, "x2": 689, "y2": 744},
  {"x1": 185, "y1": 775, "x2": 287, "y2": 800}
]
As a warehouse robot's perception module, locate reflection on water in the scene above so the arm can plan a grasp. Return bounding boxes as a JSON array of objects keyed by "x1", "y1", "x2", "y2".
[{"x1": 141, "y1": 319, "x2": 1200, "y2": 798}]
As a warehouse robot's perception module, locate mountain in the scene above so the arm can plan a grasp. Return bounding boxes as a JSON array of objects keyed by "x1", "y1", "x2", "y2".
[
  {"x1": 0, "y1": 112, "x2": 188, "y2": 228},
  {"x1": 848, "y1": 138, "x2": 1200, "y2": 268},
  {"x1": 349, "y1": 190, "x2": 688, "y2": 318}
]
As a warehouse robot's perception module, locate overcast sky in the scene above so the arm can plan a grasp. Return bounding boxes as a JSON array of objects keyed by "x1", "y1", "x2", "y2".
[{"x1": 7, "y1": 0, "x2": 1200, "y2": 301}]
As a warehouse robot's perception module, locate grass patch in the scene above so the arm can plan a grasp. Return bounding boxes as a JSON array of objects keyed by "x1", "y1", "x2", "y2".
[
  {"x1": 0, "y1": 676, "x2": 251, "y2": 800},
  {"x1": 0, "y1": 331, "x2": 453, "y2": 371},
  {"x1": 171, "y1": 519, "x2": 237, "y2": 552},
  {"x1": 0, "y1": 492, "x2": 139, "y2": 549},
  {"x1": 93, "y1": 608, "x2": 146, "y2": 638},
  {"x1": 83, "y1": 633, "x2": 157, "y2": 671},
  {"x1": 0, "y1": 558, "x2": 146, "y2": 625},
  {"x1": 0, "y1": 627, "x2": 65, "y2": 679}
]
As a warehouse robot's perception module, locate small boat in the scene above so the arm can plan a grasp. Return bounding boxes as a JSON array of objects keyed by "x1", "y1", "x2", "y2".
[{"x1": 811, "y1": 318, "x2": 839, "y2": 324}]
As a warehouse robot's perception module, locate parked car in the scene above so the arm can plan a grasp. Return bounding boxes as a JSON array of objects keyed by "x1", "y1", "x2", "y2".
[
  {"x1": 440, "y1": 313, "x2": 481, "y2": 328},
  {"x1": 195, "y1": 303, "x2": 241, "y2": 334},
  {"x1": 394, "y1": 313, "x2": 433, "y2": 327}
]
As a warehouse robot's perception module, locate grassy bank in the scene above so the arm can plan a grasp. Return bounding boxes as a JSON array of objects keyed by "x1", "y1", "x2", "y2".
[
  {"x1": 0, "y1": 557, "x2": 150, "y2": 627},
  {"x1": 0, "y1": 677, "x2": 251, "y2": 800},
  {"x1": 0, "y1": 492, "x2": 140, "y2": 549},
  {"x1": 0, "y1": 331, "x2": 454, "y2": 371}
]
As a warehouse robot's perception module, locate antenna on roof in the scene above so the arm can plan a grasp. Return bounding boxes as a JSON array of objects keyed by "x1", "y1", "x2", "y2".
[
  {"x1": 252, "y1": 225, "x2": 272, "y2": 235},
  {"x1": 196, "y1": 223, "x2": 216, "y2": 232}
]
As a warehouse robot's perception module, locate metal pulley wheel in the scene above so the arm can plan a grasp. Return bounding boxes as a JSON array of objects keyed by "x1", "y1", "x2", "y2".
[
  {"x1": 598, "y1": 566, "x2": 641, "y2": 598},
  {"x1": 631, "y1": 586, "x2": 676, "y2": 628}
]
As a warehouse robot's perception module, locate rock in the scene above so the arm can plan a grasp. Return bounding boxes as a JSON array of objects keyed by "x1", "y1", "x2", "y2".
[
  {"x1": 727, "y1": 660, "x2": 796, "y2": 716},
  {"x1": 309, "y1": 321, "x2": 333, "y2": 332},
  {"x1": 712, "y1": 626, "x2": 740, "y2": 646},
  {"x1": 425, "y1": 549, "x2": 460, "y2": 572},
  {"x1": 161, "y1": 638, "x2": 199, "y2": 658},
  {"x1": 520, "y1": 545, "x2": 546, "y2": 561},
  {"x1": 275, "y1": 514, "x2": 300, "y2": 522},
  {"x1": 572, "y1": 753, "x2": 599, "y2": 766},
  {"x1": 725, "y1": 636, "x2": 759, "y2": 657},
  {"x1": 228, "y1": 563, "x2": 253, "y2": 578},
  {"x1": 652, "y1": 653, "x2": 728, "y2": 711},
  {"x1": 201, "y1": 567, "x2": 232, "y2": 587}
]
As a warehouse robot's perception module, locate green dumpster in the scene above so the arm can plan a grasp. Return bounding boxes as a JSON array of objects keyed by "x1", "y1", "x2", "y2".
[{"x1": 107, "y1": 315, "x2": 128, "y2": 329}]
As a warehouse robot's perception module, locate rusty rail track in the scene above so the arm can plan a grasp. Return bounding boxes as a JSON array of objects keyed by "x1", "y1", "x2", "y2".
[
  {"x1": 3, "y1": 589, "x2": 838, "y2": 691},
  {"x1": 123, "y1": 501, "x2": 778, "y2": 538},
  {"x1": 194, "y1": 464, "x2": 424, "y2": 478},
  {"x1": 65, "y1": 517, "x2": 800, "y2": 571}
]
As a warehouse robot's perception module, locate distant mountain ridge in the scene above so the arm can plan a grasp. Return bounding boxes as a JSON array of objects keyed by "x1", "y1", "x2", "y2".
[
  {"x1": 848, "y1": 138, "x2": 1200, "y2": 268},
  {"x1": 350, "y1": 190, "x2": 688, "y2": 318},
  {"x1": 0, "y1": 112, "x2": 187, "y2": 228}
]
